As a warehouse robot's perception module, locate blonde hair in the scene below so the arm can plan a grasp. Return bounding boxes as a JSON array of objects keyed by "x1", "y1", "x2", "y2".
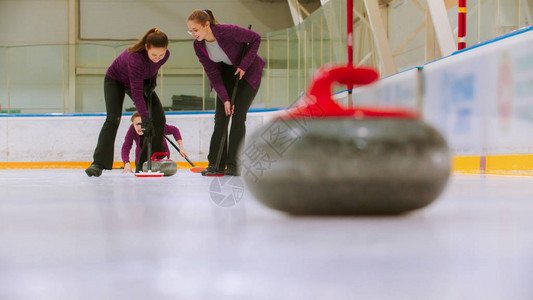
[{"x1": 130, "y1": 111, "x2": 140, "y2": 122}]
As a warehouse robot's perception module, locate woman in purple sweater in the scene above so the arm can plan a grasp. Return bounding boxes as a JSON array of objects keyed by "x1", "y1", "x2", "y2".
[
  {"x1": 86, "y1": 28, "x2": 170, "y2": 177},
  {"x1": 121, "y1": 111, "x2": 187, "y2": 174},
  {"x1": 187, "y1": 9, "x2": 265, "y2": 176}
]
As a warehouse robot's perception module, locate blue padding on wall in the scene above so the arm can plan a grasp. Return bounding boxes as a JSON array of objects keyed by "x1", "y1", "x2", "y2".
[
  {"x1": 425, "y1": 26, "x2": 533, "y2": 67},
  {"x1": 0, "y1": 108, "x2": 283, "y2": 118},
  {"x1": 452, "y1": 25, "x2": 533, "y2": 55}
]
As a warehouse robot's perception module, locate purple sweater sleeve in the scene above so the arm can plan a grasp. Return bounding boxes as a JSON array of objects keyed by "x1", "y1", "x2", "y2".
[
  {"x1": 121, "y1": 126, "x2": 136, "y2": 163},
  {"x1": 229, "y1": 26, "x2": 262, "y2": 72},
  {"x1": 164, "y1": 124, "x2": 182, "y2": 141},
  {"x1": 128, "y1": 52, "x2": 150, "y2": 118}
]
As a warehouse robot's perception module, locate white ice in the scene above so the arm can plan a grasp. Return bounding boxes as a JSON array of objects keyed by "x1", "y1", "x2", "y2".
[{"x1": 0, "y1": 169, "x2": 532, "y2": 300}]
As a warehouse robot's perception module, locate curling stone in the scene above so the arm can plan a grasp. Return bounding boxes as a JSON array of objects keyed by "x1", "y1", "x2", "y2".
[
  {"x1": 240, "y1": 66, "x2": 451, "y2": 215},
  {"x1": 142, "y1": 152, "x2": 177, "y2": 176}
]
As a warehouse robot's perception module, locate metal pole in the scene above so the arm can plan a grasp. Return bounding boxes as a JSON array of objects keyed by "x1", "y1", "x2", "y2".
[
  {"x1": 478, "y1": 0, "x2": 481, "y2": 43},
  {"x1": 458, "y1": 0, "x2": 467, "y2": 50},
  {"x1": 287, "y1": 29, "x2": 290, "y2": 106},
  {"x1": 330, "y1": 3, "x2": 333, "y2": 63},
  {"x1": 267, "y1": 32, "x2": 270, "y2": 108},
  {"x1": 304, "y1": 29, "x2": 307, "y2": 87},
  {"x1": 518, "y1": 0, "x2": 521, "y2": 29},
  {"x1": 339, "y1": 0, "x2": 343, "y2": 63},
  {"x1": 347, "y1": 0, "x2": 354, "y2": 107},
  {"x1": 7, "y1": 50, "x2": 10, "y2": 114},
  {"x1": 347, "y1": 0, "x2": 354, "y2": 67},
  {"x1": 497, "y1": 0, "x2": 500, "y2": 35},
  {"x1": 321, "y1": 14, "x2": 324, "y2": 67},
  {"x1": 311, "y1": 23, "x2": 314, "y2": 72},
  {"x1": 298, "y1": 26, "x2": 301, "y2": 94},
  {"x1": 62, "y1": 49, "x2": 66, "y2": 113}
]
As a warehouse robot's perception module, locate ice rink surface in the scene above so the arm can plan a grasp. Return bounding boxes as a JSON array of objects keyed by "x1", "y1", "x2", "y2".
[{"x1": 0, "y1": 169, "x2": 532, "y2": 300}]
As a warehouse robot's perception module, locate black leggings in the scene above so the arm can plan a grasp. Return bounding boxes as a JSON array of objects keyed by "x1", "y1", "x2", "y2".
[
  {"x1": 207, "y1": 64, "x2": 260, "y2": 168},
  {"x1": 91, "y1": 75, "x2": 165, "y2": 171}
]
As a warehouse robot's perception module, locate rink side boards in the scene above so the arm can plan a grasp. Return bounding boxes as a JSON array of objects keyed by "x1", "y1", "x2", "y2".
[
  {"x1": 1, "y1": 155, "x2": 531, "y2": 177},
  {"x1": 453, "y1": 155, "x2": 533, "y2": 176},
  {"x1": 0, "y1": 161, "x2": 209, "y2": 170},
  {"x1": 350, "y1": 26, "x2": 533, "y2": 177}
]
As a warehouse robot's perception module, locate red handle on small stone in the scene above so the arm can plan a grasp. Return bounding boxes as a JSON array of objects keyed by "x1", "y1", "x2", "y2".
[
  {"x1": 151, "y1": 152, "x2": 168, "y2": 161},
  {"x1": 309, "y1": 66, "x2": 379, "y2": 103},
  {"x1": 280, "y1": 65, "x2": 418, "y2": 119}
]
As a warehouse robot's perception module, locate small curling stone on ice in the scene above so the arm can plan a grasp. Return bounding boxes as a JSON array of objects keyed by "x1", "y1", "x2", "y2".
[
  {"x1": 142, "y1": 152, "x2": 177, "y2": 176},
  {"x1": 240, "y1": 65, "x2": 451, "y2": 215}
]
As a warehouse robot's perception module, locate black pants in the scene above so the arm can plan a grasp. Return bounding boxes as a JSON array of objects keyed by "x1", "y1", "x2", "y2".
[
  {"x1": 91, "y1": 76, "x2": 165, "y2": 171},
  {"x1": 208, "y1": 64, "x2": 260, "y2": 168}
]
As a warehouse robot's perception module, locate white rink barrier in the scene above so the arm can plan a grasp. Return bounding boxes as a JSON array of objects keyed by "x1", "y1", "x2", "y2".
[
  {"x1": 0, "y1": 110, "x2": 279, "y2": 164},
  {"x1": 353, "y1": 26, "x2": 533, "y2": 157}
]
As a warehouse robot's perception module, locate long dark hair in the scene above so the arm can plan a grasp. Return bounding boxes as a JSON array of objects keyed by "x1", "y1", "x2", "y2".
[
  {"x1": 128, "y1": 28, "x2": 168, "y2": 53},
  {"x1": 187, "y1": 9, "x2": 219, "y2": 26}
]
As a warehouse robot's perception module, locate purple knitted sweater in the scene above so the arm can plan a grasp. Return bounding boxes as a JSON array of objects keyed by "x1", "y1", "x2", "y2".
[
  {"x1": 121, "y1": 124, "x2": 182, "y2": 164},
  {"x1": 193, "y1": 24, "x2": 265, "y2": 103},
  {"x1": 106, "y1": 48, "x2": 170, "y2": 118}
]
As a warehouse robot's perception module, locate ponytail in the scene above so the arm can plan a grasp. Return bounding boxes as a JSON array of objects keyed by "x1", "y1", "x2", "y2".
[
  {"x1": 128, "y1": 27, "x2": 168, "y2": 53},
  {"x1": 188, "y1": 9, "x2": 220, "y2": 26}
]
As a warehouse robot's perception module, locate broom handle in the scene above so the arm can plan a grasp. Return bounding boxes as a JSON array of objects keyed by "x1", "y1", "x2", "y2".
[{"x1": 164, "y1": 135, "x2": 196, "y2": 167}]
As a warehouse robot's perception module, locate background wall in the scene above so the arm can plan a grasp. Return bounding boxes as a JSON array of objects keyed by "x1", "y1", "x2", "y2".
[
  {"x1": 0, "y1": 0, "x2": 294, "y2": 114},
  {"x1": 1, "y1": 0, "x2": 532, "y2": 115},
  {"x1": 0, "y1": 0, "x2": 294, "y2": 45},
  {"x1": 0, "y1": 0, "x2": 68, "y2": 46},
  {"x1": 80, "y1": 0, "x2": 294, "y2": 40}
]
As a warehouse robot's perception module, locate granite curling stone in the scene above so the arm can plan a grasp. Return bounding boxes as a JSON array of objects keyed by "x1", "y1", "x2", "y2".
[
  {"x1": 142, "y1": 152, "x2": 177, "y2": 176},
  {"x1": 240, "y1": 65, "x2": 451, "y2": 215}
]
